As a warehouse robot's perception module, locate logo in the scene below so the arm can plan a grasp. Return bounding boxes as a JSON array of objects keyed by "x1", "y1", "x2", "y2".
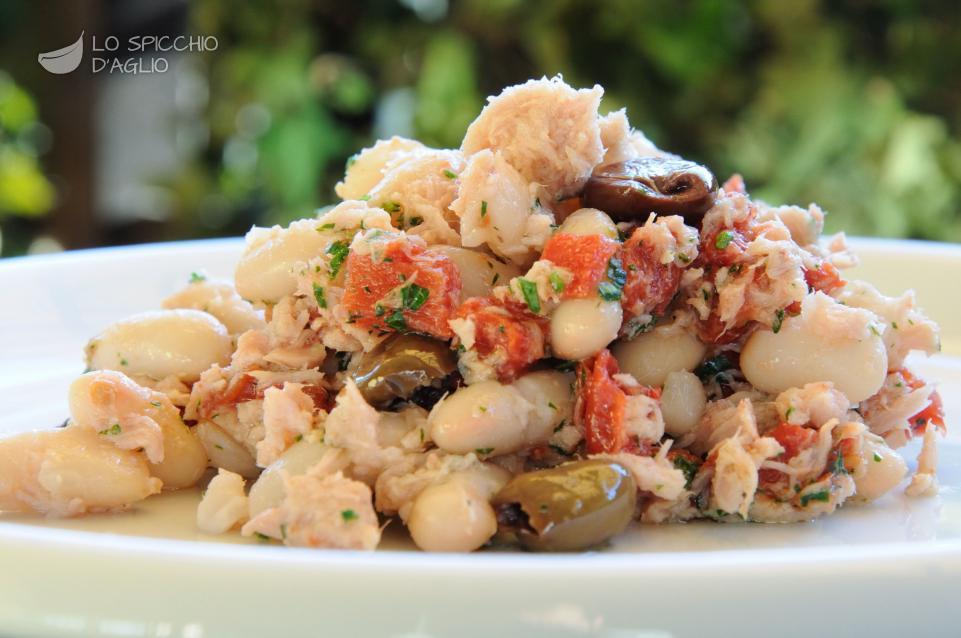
[{"x1": 38, "y1": 31, "x2": 84, "y2": 74}]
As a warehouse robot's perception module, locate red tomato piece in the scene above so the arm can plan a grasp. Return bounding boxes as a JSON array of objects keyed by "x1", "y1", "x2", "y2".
[
  {"x1": 621, "y1": 228, "x2": 683, "y2": 318},
  {"x1": 804, "y1": 262, "x2": 845, "y2": 295},
  {"x1": 541, "y1": 233, "x2": 620, "y2": 298},
  {"x1": 455, "y1": 297, "x2": 546, "y2": 382},
  {"x1": 341, "y1": 239, "x2": 461, "y2": 339},
  {"x1": 576, "y1": 349, "x2": 628, "y2": 454},
  {"x1": 900, "y1": 368, "x2": 946, "y2": 435},
  {"x1": 758, "y1": 422, "x2": 818, "y2": 485}
]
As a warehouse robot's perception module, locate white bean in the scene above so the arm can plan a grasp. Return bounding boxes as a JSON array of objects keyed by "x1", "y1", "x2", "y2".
[
  {"x1": 432, "y1": 246, "x2": 520, "y2": 301},
  {"x1": 557, "y1": 208, "x2": 618, "y2": 238},
  {"x1": 406, "y1": 473, "x2": 498, "y2": 552},
  {"x1": 195, "y1": 421, "x2": 259, "y2": 478},
  {"x1": 660, "y1": 370, "x2": 707, "y2": 437},
  {"x1": 147, "y1": 413, "x2": 208, "y2": 490},
  {"x1": 550, "y1": 298, "x2": 622, "y2": 361},
  {"x1": 853, "y1": 439, "x2": 907, "y2": 502},
  {"x1": 612, "y1": 327, "x2": 706, "y2": 386},
  {"x1": 85, "y1": 309, "x2": 231, "y2": 381},
  {"x1": 234, "y1": 219, "x2": 334, "y2": 303},
  {"x1": 0, "y1": 426, "x2": 161, "y2": 516},
  {"x1": 740, "y1": 307, "x2": 887, "y2": 403},
  {"x1": 430, "y1": 372, "x2": 570, "y2": 456},
  {"x1": 162, "y1": 278, "x2": 265, "y2": 335},
  {"x1": 247, "y1": 439, "x2": 328, "y2": 517}
]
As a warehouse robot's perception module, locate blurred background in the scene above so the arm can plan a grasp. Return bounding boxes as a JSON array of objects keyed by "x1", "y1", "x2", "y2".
[{"x1": 1, "y1": 0, "x2": 961, "y2": 258}]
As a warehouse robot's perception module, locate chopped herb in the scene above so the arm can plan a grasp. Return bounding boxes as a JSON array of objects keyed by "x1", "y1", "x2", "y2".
[
  {"x1": 891, "y1": 321, "x2": 899, "y2": 330},
  {"x1": 832, "y1": 453, "x2": 847, "y2": 475},
  {"x1": 326, "y1": 240, "x2": 350, "y2": 278},
  {"x1": 785, "y1": 406, "x2": 795, "y2": 419},
  {"x1": 359, "y1": 194, "x2": 371, "y2": 201},
  {"x1": 383, "y1": 256, "x2": 393, "y2": 263},
  {"x1": 672, "y1": 455, "x2": 699, "y2": 488},
  {"x1": 374, "y1": 304, "x2": 385, "y2": 317},
  {"x1": 385, "y1": 309, "x2": 407, "y2": 332},
  {"x1": 341, "y1": 509, "x2": 359, "y2": 522},
  {"x1": 119, "y1": 357, "x2": 128, "y2": 366},
  {"x1": 491, "y1": 273, "x2": 500, "y2": 286},
  {"x1": 475, "y1": 447, "x2": 494, "y2": 455},
  {"x1": 294, "y1": 434, "x2": 303, "y2": 443},
  {"x1": 189, "y1": 271, "x2": 206, "y2": 284},
  {"x1": 539, "y1": 504, "x2": 549, "y2": 513},
  {"x1": 478, "y1": 406, "x2": 487, "y2": 413},
  {"x1": 345, "y1": 153, "x2": 359, "y2": 170},
  {"x1": 873, "y1": 452, "x2": 883, "y2": 463},
  {"x1": 627, "y1": 264, "x2": 638, "y2": 272},
  {"x1": 547, "y1": 401, "x2": 557, "y2": 410},
  {"x1": 319, "y1": 222, "x2": 336, "y2": 231},
  {"x1": 214, "y1": 444, "x2": 224, "y2": 450},
  {"x1": 677, "y1": 253, "x2": 692, "y2": 264},
  {"x1": 728, "y1": 263, "x2": 743, "y2": 276},
  {"x1": 254, "y1": 532, "x2": 271, "y2": 542},
  {"x1": 714, "y1": 230, "x2": 734, "y2": 250},
  {"x1": 799, "y1": 490, "x2": 831, "y2": 507},
  {"x1": 408, "y1": 216, "x2": 423, "y2": 227},
  {"x1": 442, "y1": 169, "x2": 458, "y2": 180},
  {"x1": 701, "y1": 289, "x2": 710, "y2": 302},
  {"x1": 869, "y1": 324, "x2": 882, "y2": 337},
  {"x1": 553, "y1": 359, "x2": 577, "y2": 372},
  {"x1": 312, "y1": 284, "x2": 327, "y2": 309},
  {"x1": 549, "y1": 271, "x2": 566, "y2": 294},
  {"x1": 553, "y1": 419, "x2": 567, "y2": 433},
  {"x1": 149, "y1": 401, "x2": 162, "y2": 408},
  {"x1": 607, "y1": 257, "x2": 627, "y2": 288},
  {"x1": 98, "y1": 423, "x2": 122, "y2": 436},
  {"x1": 695, "y1": 354, "x2": 733, "y2": 383},
  {"x1": 480, "y1": 200, "x2": 488, "y2": 218},
  {"x1": 401, "y1": 283, "x2": 430, "y2": 311},
  {"x1": 280, "y1": 523, "x2": 288, "y2": 540},
  {"x1": 363, "y1": 286, "x2": 371, "y2": 293},
  {"x1": 772, "y1": 309, "x2": 785, "y2": 334},
  {"x1": 419, "y1": 428, "x2": 425, "y2": 443},
  {"x1": 517, "y1": 278, "x2": 541, "y2": 313},
  {"x1": 598, "y1": 282, "x2": 622, "y2": 301},
  {"x1": 382, "y1": 200, "x2": 402, "y2": 213},
  {"x1": 549, "y1": 444, "x2": 572, "y2": 457}
]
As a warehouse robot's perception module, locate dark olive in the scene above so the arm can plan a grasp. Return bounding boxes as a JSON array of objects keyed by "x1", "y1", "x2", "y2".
[
  {"x1": 350, "y1": 334, "x2": 457, "y2": 409},
  {"x1": 582, "y1": 157, "x2": 718, "y2": 226},
  {"x1": 492, "y1": 459, "x2": 637, "y2": 551}
]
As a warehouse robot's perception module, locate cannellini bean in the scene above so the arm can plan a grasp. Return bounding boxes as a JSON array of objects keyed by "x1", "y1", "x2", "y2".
[
  {"x1": 432, "y1": 246, "x2": 520, "y2": 301},
  {"x1": 612, "y1": 326, "x2": 706, "y2": 386},
  {"x1": 147, "y1": 414, "x2": 208, "y2": 490},
  {"x1": 247, "y1": 439, "x2": 329, "y2": 517},
  {"x1": 196, "y1": 469, "x2": 249, "y2": 534},
  {"x1": 740, "y1": 302, "x2": 887, "y2": 403},
  {"x1": 0, "y1": 426, "x2": 161, "y2": 516},
  {"x1": 557, "y1": 208, "x2": 618, "y2": 239},
  {"x1": 853, "y1": 438, "x2": 907, "y2": 502},
  {"x1": 430, "y1": 371, "x2": 572, "y2": 456},
  {"x1": 195, "y1": 421, "x2": 259, "y2": 478},
  {"x1": 660, "y1": 370, "x2": 707, "y2": 437},
  {"x1": 234, "y1": 219, "x2": 335, "y2": 303},
  {"x1": 550, "y1": 298, "x2": 622, "y2": 361},
  {"x1": 162, "y1": 278, "x2": 265, "y2": 335},
  {"x1": 407, "y1": 471, "x2": 501, "y2": 552},
  {"x1": 85, "y1": 309, "x2": 231, "y2": 381}
]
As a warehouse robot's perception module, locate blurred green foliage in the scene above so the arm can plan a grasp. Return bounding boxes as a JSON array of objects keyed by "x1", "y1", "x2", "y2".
[
  {"x1": 167, "y1": 0, "x2": 961, "y2": 241},
  {"x1": 0, "y1": 72, "x2": 55, "y2": 251}
]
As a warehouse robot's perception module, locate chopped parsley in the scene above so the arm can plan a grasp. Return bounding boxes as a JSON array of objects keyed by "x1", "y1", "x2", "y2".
[
  {"x1": 319, "y1": 222, "x2": 336, "y2": 230},
  {"x1": 189, "y1": 271, "x2": 206, "y2": 284},
  {"x1": 312, "y1": 284, "x2": 328, "y2": 309},
  {"x1": 341, "y1": 509, "x2": 359, "y2": 522},
  {"x1": 517, "y1": 278, "x2": 541, "y2": 313},
  {"x1": 475, "y1": 447, "x2": 494, "y2": 455},
  {"x1": 442, "y1": 169, "x2": 458, "y2": 180},
  {"x1": 98, "y1": 423, "x2": 122, "y2": 436},
  {"x1": 382, "y1": 200, "x2": 402, "y2": 213},
  {"x1": 772, "y1": 308, "x2": 786, "y2": 334},
  {"x1": 598, "y1": 282, "x2": 622, "y2": 301},
  {"x1": 491, "y1": 273, "x2": 500, "y2": 286},
  {"x1": 553, "y1": 419, "x2": 567, "y2": 433},
  {"x1": 359, "y1": 194, "x2": 371, "y2": 201},
  {"x1": 408, "y1": 216, "x2": 423, "y2": 227},
  {"x1": 672, "y1": 455, "x2": 700, "y2": 488},
  {"x1": 598, "y1": 257, "x2": 626, "y2": 301},
  {"x1": 547, "y1": 401, "x2": 558, "y2": 410},
  {"x1": 873, "y1": 452, "x2": 883, "y2": 463},
  {"x1": 799, "y1": 489, "x2": 831, "y2": 507},
  {"x1": 480, "y1": 200, "x2": 488, "y2": 218},
  {"x1": 253, "y1": 532, "x2": 271, "y2": 542},
  {"x1": 280, "y1": 523, "x2": 287, "y2": 540},
  {"x1": 714, "y1": 230, "x2": 734, "y2": 250},
  {"x1": 832, "y1": 453, "x2": 847, "y2": 475},
  {"x1": 549, "y1": 271, "x2": 566, "y2": 294},
  {"x1": 695, "y1": 354, "x2": 733, "y2": 383},
  {"x1": 326, "y1": 240, "x2": 350, "y2": 278},
  {"x1": 385, "y1": 309, "x2": 407, "y2": 332},
  {"x1": 119, "y1": 356, "x2": 128, "y2": 366},
  {"x1": 149, "y1": 401, "x2": 162, "y2": 408},
  {"x1": 401, "y1": 283, "x2": 430, "y2": 311}
]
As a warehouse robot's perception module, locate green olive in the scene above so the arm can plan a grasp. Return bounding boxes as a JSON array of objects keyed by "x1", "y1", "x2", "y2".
[
  {"x1": 350, "y1": 334, "x2": 457, "y2": 409},
  {"x1": 492, "y1": 459, "x2": 636, "y2": 551}
]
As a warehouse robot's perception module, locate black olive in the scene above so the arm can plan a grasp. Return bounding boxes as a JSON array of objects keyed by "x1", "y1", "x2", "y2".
[{"x1": 583, "y1": 157, "x2": 718, "y2": 226}]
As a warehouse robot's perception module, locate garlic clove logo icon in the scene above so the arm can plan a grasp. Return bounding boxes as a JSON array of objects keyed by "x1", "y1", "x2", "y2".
[{"x1": 38, "y1": 32, "x2": 84, "y2": 74}]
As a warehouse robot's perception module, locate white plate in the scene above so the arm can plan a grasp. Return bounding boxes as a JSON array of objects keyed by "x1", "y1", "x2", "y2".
[{"x1": 0, "y1": 238, "x2": 959, "y2": 638}]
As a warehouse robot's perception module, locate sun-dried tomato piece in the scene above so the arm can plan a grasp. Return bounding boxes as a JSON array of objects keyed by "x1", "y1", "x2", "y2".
[
  {"x1": 758, "y1": 422, "x2": 818, "y2": 484},
  {"x1": 620, "y1": 228, "x2": 682, "y2": 319},
  {"x1": 455, "y1": 297, "x2": 546, "y2": 382},
  {"x1": 540, "y1": 233, "x2": 620, "y2": 298},
  {"x1": 901, "y1": 368, "x2": 946, "y2": 436},
  {"x1": 804, "y1": 262, "x2": 845, "y2": 295},
  {"x1": 575, "y1": 349, "x2": 628, "y2": 454},
  {"x1": 341, "y1": 238, "x2": 461, "y2": 339}
]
